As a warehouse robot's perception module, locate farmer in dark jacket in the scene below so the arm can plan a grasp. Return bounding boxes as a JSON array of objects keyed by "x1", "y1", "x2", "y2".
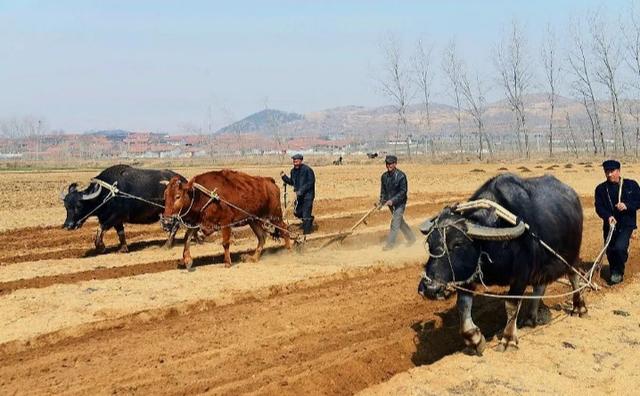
[
  {"x1": 595, "y1": 159, "x2": 640, "y2": 284},
  {"x1": 281, "y1": 153, "x2": 315, "y2": 235},
  {"x1": 379, "y1": 155, "x2": 416, "y2": 250}
]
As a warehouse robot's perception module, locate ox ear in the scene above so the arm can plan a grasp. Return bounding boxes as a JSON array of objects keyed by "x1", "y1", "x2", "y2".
[
  {"x1": 419, "y1": 216, "x2": 437, "y2": 235},
  {"x1": 159, "y1": 180, "x2": 169, "y2": 186},
  {"x1": 464, "y1": 220, "x2": 526, "y2": 241},
  {"x1": 60, "y1": 183, "x2": 77, "y2": 200},
  {"x1": 81, "y1": 184, "x2": 102, "y2": 201}
]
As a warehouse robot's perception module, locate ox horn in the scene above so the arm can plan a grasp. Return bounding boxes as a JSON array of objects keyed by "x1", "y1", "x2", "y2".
[
  {"x1": 464, "y1": 220, "x2": 526, "y2": 241},
  {"x1": 159, "y1": 180, "x2": 169, "y2": 186},
  {"x1": 81, "y1": 184, "x2": 102, "y2": 201}
]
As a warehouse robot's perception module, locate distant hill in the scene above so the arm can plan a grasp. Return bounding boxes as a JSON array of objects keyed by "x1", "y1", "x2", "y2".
[
  {"x1": 216, "y1": 109, "x2": 303, "y2": 134},
  {"x1": 86, "y1": 129, "x2": 131, "y2": 140},
  {"x1": 78, "y1": 94, "x2": 605, "y2": 143}
]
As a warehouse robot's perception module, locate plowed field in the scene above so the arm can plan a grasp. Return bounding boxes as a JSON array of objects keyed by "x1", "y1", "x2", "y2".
[{"x1": 0, "y1": 161, "x2": 637, "y2": 395}]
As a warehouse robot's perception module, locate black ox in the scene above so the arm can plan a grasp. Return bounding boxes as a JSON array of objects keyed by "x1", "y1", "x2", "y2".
[
  {"x1": 61, "y1": 164, "x2": 186, "y2": 253},
  {"x1": 418, "y1": 173, "x2": 585, "y2": 355}
]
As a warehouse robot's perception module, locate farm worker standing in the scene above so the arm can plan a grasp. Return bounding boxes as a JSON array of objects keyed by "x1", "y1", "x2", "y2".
[
  {"x1": 281, "y1": 153, "x2": 316, "y2": 235},
  {"x1": 595, "y1": 159, "x2": 640, "y2": 285},
  {"x1": 379, "y1": 155, "x2": 416, "y2": 250}
]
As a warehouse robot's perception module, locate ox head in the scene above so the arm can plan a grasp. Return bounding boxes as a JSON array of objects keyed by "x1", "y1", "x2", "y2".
[
  {"x1": 161, "y1": 175, "x2": 192, "y2": 232},
  {"x1": 60, "y1": 182, "x2": 103, "y2": 230},
  {"x1": 418, "y1": 206, "x2": 526, "y2": 300}
]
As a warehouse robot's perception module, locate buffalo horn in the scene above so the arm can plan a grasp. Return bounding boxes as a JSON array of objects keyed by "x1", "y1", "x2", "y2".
[
  {"x1": 464, "y1": 220, "x2": 526, "y2": 241},
  {"x1": 81, "y1": 184, "x2": 103, "y2": 201},
  {"x1": 159, "y1": 180, "x2": 169, "y2": 186}
]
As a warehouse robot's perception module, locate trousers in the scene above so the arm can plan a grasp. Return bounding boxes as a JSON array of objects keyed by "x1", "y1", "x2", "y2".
[
  {"x1": 295, "y1": 196, "x2": 314, "y2": 235},
  {"x1": 386, "y1": 204, "x2": 415, "y2": 247},
  {"x1": 604, "y1": 225, "x2": 633, "y2": 276}
]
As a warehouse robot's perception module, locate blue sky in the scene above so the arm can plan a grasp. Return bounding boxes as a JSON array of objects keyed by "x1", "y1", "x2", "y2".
[{"x1": 0, "y1": 0, "x2": 614, "y2": 133}]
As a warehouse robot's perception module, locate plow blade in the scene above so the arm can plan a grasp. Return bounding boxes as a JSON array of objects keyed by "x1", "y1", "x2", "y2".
[{"x1": 318, "y1": 203, "x2": 382, "y2": 248}]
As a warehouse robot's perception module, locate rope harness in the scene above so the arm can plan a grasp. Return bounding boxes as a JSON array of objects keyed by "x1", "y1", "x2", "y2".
[
  {"x1": 421, "y1": 200, "x2": 612, "y2": 300},
  {"x1": 168, "y1": 182, "x2": 303, "y2": 242},
  {"x1": 73, "y1": 178, "x2": 168, "y2": 226}
]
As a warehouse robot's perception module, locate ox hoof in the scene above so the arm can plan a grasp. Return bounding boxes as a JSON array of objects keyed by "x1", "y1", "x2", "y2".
[
  {"x1": 520, "y1": 318, "x2": 536, "y2": 328},
  {"x1": 496, "y1": 338, "x2": 519, "y2": 352},
  {"x1": 118, "y1": 245, "x2": 129, "y2": 253},
  {"x1": 463, "y1": 333, "x2": 486, "y2": 356},
  {"x1": 520, "y1": 309, "x2": 552, "y2": 328},
  {"x1": 182, "y1": 259, "x2": 193, "y2": 271},
  {"x1": 571, "y1": 307, "x2": 588, "y2": 317},
  {"x1": 94, "y1": 244, "x2": 106, "y2": 254},
  {"x1": 474, "y1": 334, "x2": 487, "y2": 356},
  {"x1": 224, "y1": 262, "x2": 232, "y2": 268}
]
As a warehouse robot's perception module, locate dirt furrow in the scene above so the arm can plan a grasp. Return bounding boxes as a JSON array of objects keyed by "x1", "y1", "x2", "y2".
[
  {"x1": 0, "y1": 265, "x2": 475, "y2": 395},
  {"x1": 0, "y1": 198, "x2": 601, "y2": 296},
  {"x1": 0, "y1": 254, "x2": 624, "y2": 396},
  {"x1": 0, "y1": 197, "x2": 458, "y2": 265}
]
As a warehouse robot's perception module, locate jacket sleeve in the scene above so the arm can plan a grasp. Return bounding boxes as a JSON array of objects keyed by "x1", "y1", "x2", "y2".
[
  {"x1": 624, "y1": 180, "x2": 640, "y2": 211},
  {"x1": 594, "y1": 185, "x2": 613, "y2": 220},
  {"x1": 281, "y1": 173, "x2": 293, "y2": 186},
  {"x1": 389, "y1": 173, "x2": 408, "y2": 206},
  {"x1": 379, "y1": 174, "x2": 386, "y2": 204},
  {"x1": 296, "y1": 167, "x2": 315, "y2": 196}
]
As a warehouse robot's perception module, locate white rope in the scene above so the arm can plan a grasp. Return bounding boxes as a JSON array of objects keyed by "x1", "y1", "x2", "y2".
[
  {"x1": 447, "y1": 225, "x2": 615, "y2": 300},
  {"x1": 423, "y1": 204, "x2": 615, "y2": 300},
  {"x1": 173, "y1": 182, "x2": 302, "y2": 242},
  {"x1": 455, "y1": 199, "x2": 596, "y2": 289},
  {"x1": 92, "y1": 178, "x2": 166, "y2": 209}
]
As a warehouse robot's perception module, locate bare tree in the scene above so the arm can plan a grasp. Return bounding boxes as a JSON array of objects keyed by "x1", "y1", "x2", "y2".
[
  {"x1": 442, "y1": 40, "x2": 465, "y2": 161},
  {"x1": 628, "y1": 102, "x2": 640, "y2": 157},
  {"x1": 541, "y1": 24, "x2": 561, "y2": 156},
  {"x1": 624, "y1": 0, "x2": 640, "y2": 91},
  {"x1": 564, "y1": 112, "x2": 579, "y2": 157},
  {"x1": 568, "y1": 19, "x2": 605, "y2": 154},
  {"x1": 377, "y1": 33, "x2": 412, "y2": 157},
  {"x1": 590, "y1": 12, "x2": 626, "y2": 154},
  {"x1": 412, "y1": 37, "x2": 435, "y2": 154},
  {"x1": 460, "y1": 67, "x2": 491, "y2": 160},
  {"x1": 495, "y1": 20, "x2": 533, "y2": 158}
]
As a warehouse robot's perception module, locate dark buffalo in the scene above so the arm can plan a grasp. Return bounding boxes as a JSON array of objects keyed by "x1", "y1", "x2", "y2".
[
  {"x1": 366, "y1": 152, "x2": 379, "y2": 159},
  {"x1": 62, "y1": 164, "x2": 186, "y2": 253},
  {"x1": 418, "y1": 173, "x2": 584, "y2": 355}
]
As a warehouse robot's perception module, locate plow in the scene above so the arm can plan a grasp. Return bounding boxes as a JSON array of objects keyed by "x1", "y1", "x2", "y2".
[{"x1": 292, "y1": 203, "x2": 382, "y2": 249}]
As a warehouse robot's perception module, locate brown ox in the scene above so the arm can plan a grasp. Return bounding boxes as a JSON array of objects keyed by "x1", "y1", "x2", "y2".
[{"x1": 162, "y1": 169, "x2": 292, "y2": 269}]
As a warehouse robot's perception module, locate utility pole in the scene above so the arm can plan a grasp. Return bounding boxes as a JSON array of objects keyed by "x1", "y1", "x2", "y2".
[{"x1": 36, "y1": 119, "x2": 41, "y2": 162}]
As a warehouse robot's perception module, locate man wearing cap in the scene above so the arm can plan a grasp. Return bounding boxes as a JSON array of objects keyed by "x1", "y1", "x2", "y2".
[
  {"x1": 595, "y1": 159, "x2": 640, "y2": 284},
  {"x1": 281, "y1": 154, "x2": 316, "y2": 235},
  {"x1": 379, "y1": 155, "x2": 416, "y2": 250}
]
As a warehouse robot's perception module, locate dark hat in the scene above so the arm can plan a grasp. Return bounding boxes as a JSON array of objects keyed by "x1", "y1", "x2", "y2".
[
  {"x1": 384, "y1": 155, "x2": 398, "y2": 164},
  {"x1": 291, "y1": 153, "x2": 303, "y2": 160},
  {"x1": 602, "y1": 159, "x2": 621, "y2": 170}
]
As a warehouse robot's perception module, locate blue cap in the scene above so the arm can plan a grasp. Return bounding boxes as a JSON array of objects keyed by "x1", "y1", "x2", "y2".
[
  {"x1": 602, "y1": 159, "x2": 620, "y2": 170},
  {"x1": 385, "y1": 155, "x2": 398, "y2": 164},
  {"x1": 291, "y1": 153, "x2": 303, "y2": 160}
]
